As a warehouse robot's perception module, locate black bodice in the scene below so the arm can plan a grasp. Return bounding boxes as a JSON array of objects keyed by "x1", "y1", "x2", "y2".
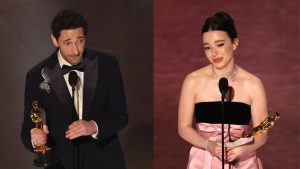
[{"x1": 194, "y1": 102, "x2": 251, "y2": 125}]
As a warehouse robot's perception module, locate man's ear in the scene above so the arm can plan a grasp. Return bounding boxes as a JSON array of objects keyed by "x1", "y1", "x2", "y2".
[
  {"x1": 232, "y1": 38, "x2": 239, "y2": 51},
  {"x1": 51, "y1": 34, "x2": 59, "y2": 47}
]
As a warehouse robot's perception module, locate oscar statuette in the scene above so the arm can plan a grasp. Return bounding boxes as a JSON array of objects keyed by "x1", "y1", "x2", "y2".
[
  {"x1": 225, "y1": 112, "x2": 280, "y2": 147},
  {"x1": 247, "y1": 112, "x2": 280, "y2": 137},
  {"x1": 31, "y1": 100, "x2": 58, "y2": 167},
  {"x1": 225, "y1": 113, "x2": 280, "y2": 165}
]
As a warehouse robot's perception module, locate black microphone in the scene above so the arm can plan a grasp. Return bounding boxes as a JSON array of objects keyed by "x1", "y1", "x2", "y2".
[
  {"x1": 218, "y1": 77, "x2": 229, "y2": 100},
  {"x1": 68, "y1": 71, "x2": 78, "y2": 95}
]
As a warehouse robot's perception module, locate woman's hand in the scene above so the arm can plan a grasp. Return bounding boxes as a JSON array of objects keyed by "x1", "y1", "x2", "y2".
[
  {"x1": 226, "y1": 146, "x2": 251, "y2": 162},
  {"x1": 206, "y1": 140, "x2": 223, "y2": 160}
]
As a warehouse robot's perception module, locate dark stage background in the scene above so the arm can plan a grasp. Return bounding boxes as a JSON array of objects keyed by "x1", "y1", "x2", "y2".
[
  {"x1": 154, "y1": 0, "x2": 299, "y2": 169},
  {"x1": 0, "y1": 0, "x2": 152, "y2": 169}
]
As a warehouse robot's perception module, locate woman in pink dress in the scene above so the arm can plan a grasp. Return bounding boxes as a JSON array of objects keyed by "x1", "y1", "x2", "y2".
[{"x1": 178, "y1": 12, "x2": 268, "y2": 169}]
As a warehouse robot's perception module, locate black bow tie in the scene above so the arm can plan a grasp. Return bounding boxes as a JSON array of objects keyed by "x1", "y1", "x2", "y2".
[{"x1": 61, "y1": 62, "x2": 85, "y2": 75}]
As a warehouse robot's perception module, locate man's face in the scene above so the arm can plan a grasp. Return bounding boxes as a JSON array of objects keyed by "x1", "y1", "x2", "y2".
[{"x1": 52, "y1": 27, "x2": 85, "y2": 65}]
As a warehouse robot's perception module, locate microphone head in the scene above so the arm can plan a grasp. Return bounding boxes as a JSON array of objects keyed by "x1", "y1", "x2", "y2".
[
  {"x1": 218, "y1": 77, "x2": 229, "y2": 94},
  {"x1": 68, "y1": 71, "x2": 78, "y2": 88}
]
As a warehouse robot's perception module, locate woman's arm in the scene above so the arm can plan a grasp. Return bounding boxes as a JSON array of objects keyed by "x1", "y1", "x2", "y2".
[
  {"x1": 178, "y1": 75, "x2": 221, "y2": 157},
  {"x1": 227, "y1": 77, "x2": 268, "y2": 162}
]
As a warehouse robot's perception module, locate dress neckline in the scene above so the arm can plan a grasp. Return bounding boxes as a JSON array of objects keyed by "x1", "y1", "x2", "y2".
[
  {"x1": 195, "y1": 101, "x2": 250, "y2": 107},
  {"x1": 194, "y1": 101, "x2": 251, "y2": 125}
]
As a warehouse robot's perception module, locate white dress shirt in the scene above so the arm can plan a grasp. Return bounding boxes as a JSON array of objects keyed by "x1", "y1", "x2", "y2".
[
  {"x1": 58, "y1": 50, "x2": 98, "y2": 139},
  {"x1": 58, "y1": 51, "x2": 84, "y2": 119}
]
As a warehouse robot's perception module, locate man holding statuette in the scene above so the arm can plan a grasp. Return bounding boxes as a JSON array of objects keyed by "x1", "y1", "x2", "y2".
[{"x1": 21, "y1": 9, "x2": 128, "y2": 169}]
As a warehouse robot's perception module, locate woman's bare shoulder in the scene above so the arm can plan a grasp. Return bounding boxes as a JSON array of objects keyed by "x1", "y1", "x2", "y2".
[
  {"x1": 237, "y1": 66, "x2": 264, "y2": 90},
  {"x1": 184, "y1": 65, "x2": 211, "y2": 85}
]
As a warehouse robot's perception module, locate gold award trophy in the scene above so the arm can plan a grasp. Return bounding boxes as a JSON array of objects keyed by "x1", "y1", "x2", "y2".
[
  {"x1": 225, "y1": 112, "x2": 280, "y2": 147},
  {"x1": 30, "y1": 100, "x2": 58, "y2": 167}
]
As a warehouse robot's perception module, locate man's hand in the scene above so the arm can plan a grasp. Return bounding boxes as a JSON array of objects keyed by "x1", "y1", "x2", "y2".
[
  {"x1": 65, "y1": 120, "x2": 97, "y2": 140},
  {"x1": 31, "y1": 125, "x2": 49, "y2": 147}
]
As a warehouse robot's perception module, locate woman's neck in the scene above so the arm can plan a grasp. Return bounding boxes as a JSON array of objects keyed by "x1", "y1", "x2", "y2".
[{"x1": 211, "y1": 64, "x2": 236, "y2": 80}]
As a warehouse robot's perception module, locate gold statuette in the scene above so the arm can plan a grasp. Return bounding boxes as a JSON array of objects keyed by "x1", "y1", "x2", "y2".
[
  {"x1": 30, "y1": 100, "x2": 58, "y2": 167},
  {"x1": 247, "y1": 112, "x2": 280, "y2": 137},
  {"x1": 30, "y1": 101, "x2": 50, "y2": 153},
  {"x1": 225, "y1": 112, "x2": 280, "y2": 147}
]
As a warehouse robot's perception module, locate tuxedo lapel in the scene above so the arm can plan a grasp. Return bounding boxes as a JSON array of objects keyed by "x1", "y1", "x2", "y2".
[
  {"x1": 82, "y1": 50, "x2": 98, "y2": 120},
  {"x1": 43, "y1": 52, "x2": 73, "y2": 113}
]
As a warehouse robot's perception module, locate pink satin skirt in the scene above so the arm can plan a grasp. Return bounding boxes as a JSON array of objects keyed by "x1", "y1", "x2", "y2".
[{"x1": 187, "y1": 123, "x2": 263, "y2": 169}]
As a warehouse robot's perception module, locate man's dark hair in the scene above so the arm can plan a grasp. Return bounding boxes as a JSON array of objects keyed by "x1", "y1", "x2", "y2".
[
  {"x1": 51, "y1": 9, "x2": 88, "y2": 40},
  {"x1": 201, "y1": 11, "x2": 237, "y2": 41}
]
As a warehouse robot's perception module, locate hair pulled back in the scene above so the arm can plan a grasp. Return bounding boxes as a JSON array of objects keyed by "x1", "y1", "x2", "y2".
[{"x1": 201, "y1": 12, "x2": 237, "y2": 41}]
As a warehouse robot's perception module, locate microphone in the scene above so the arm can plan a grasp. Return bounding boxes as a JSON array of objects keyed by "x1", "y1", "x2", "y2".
[
  {"x1": 69, "y1": 71, "x2": 79, "y2": 123},
  {"x1": 218, "y1": 77, "x2": 229, "y2": 100},
  {"x1": 68, "y1": 71, "x2": 78, "y2": 95}
]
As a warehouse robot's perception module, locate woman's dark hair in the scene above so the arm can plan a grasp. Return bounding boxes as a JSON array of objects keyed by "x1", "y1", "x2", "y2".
[
  {"x1": 201, "y1": 12, "x2": 237, "y2": 41},
  {"x1": 51, "y1": 9, "x2": 88, "y2": 40}
]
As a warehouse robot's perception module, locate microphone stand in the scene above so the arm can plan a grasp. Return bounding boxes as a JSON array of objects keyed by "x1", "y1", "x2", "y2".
[
  {"x1": 69, "y1": 71, "x2": 80, "y2": 169},
  {"x1": 221, "y1": 92, "x2": 225, "y2": 169},
  {"x1": 71, "y1": 89, "x2": 79, "y2": 169}
]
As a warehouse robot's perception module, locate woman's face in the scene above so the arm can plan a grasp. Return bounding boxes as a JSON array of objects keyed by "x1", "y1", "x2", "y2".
[{"x1": 202, "y1": 30, "x2": 238, "y2": 69}]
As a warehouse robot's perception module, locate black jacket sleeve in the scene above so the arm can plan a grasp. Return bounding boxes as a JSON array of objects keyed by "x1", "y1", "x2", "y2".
[
  {"x1": 21, "y1": 72, "x2": 38, "y2": 151},
  {"x1": 94, "y1": 55, "x2": 128, "y2": 141}
]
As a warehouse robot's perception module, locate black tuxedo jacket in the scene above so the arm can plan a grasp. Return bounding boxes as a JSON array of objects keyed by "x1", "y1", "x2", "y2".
[{"x1": 21, "y1": 48, "x2": 128, "y2": 169}]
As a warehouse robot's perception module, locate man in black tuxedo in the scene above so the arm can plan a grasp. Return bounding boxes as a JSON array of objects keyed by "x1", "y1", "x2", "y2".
[{"x1": 21, "y1": 9, "x2": 128, "y2": 169}]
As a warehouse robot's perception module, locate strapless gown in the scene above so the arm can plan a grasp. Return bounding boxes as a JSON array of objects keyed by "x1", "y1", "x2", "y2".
[{"x1": 187, "y1": 102, "x2": 263, "y2": 169}]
